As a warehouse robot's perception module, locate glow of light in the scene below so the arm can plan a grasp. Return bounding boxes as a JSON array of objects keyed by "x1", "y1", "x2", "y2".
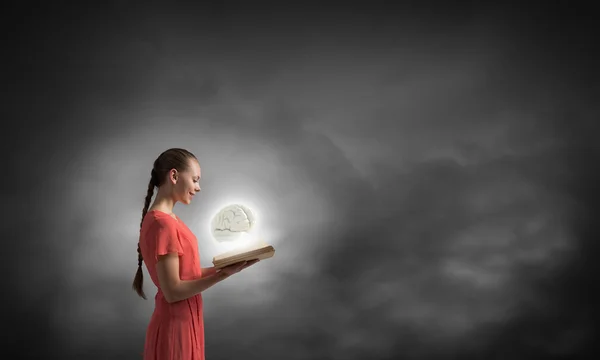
[{"x1": 205, "y1": 199, "x2": 264, "y2": 252}]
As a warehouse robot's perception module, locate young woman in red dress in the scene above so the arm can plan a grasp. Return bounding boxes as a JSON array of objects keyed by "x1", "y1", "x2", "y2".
[{"x1": 132, "y1": 148, "x2": 258, "y2": 360}]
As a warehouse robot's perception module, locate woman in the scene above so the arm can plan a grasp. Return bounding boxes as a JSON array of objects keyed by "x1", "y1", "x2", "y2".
[{"x1": 132, "y1": 148, "x2": 258, "y2": 360}]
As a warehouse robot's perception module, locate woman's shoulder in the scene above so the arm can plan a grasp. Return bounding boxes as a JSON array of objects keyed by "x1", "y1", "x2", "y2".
[
  {"x1": 143, "y1": 210, "x2": 179, "y2": 230},
  {"x1": 146, "y1": 209, "x2": 178, "y2": 220}
]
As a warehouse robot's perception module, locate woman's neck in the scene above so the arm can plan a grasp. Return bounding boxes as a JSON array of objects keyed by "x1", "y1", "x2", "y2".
[{"x1": 150, "y1": 191, "x2": 176, "y2": 214}]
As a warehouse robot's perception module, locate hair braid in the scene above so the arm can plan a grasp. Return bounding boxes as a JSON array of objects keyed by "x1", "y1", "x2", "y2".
[
  {"x1": 132, "y1": 170, "x2": 157, "y2": 300},
  {"x1": 132, "y1": 149, "x2": 198, "y2": 300}
]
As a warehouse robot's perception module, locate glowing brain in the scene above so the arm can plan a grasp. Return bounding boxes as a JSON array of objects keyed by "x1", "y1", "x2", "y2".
[{"x1": 211, "y1": 204, "x2": 256, "y2": 242}]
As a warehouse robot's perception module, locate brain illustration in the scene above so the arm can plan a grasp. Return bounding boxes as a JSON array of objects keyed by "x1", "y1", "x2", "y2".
[{"x1": 211, "y1": 204, "x2": 256, "y2": 242}]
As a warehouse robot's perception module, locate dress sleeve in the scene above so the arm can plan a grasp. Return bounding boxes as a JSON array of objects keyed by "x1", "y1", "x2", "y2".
[{"x1": 150, "y1": 217, "x2": 184, "y2": 262}]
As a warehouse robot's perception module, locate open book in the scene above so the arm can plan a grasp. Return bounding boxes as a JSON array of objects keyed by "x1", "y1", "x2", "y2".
[{"x1": 212, "y1": 240, "x2": 275, "y2": 269}]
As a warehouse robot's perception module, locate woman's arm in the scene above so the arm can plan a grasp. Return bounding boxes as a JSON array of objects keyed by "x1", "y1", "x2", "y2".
[
  {"x1": 201, "y1": 266, "x2": 217, "y2": 278},
  {"x1": 157, "y1": 253, "x2": 228, "y2": 303}
]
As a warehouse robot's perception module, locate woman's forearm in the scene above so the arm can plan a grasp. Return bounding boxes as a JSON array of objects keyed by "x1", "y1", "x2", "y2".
[
  {"x1": 201, "y1": 266, "x2": 217, "y2": 277},
  {"x1": 168, "y1": 272, "x2": 228, "y2": 303}
]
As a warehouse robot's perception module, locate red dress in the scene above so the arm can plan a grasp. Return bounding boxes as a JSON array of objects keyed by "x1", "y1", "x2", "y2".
[{"x1": 139, "y1": 210, "x2": 205, "y2": 360}]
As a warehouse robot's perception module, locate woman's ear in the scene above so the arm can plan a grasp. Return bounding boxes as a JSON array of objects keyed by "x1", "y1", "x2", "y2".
[{"x1": 169, "y1": 169, "x2": 178, "y2": 184}]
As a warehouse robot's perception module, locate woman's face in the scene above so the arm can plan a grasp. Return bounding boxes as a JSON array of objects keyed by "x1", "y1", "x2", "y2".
[{"x1": 173, "y1": 158, "x2": 201, "y2": 205}]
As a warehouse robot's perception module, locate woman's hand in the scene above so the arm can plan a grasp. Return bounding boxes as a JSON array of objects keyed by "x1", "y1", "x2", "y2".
[{"x1": 217, "y1": 259, "x2": 260, "y2": 278}]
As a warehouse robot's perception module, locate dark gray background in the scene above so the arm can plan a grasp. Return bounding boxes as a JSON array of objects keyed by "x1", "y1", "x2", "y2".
[{"x1": 4, "y1": 1, "x2": 599, "y2": 359}]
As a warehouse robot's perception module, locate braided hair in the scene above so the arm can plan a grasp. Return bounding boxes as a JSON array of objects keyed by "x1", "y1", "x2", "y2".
[{"x1": 132, "y1": 148, "x2": 197, "y2": 299}]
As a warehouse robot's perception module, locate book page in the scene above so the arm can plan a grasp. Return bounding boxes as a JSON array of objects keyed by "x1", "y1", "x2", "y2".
[{"x1": 213, "y1": 240, "x2": 270, "y2": 262}]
